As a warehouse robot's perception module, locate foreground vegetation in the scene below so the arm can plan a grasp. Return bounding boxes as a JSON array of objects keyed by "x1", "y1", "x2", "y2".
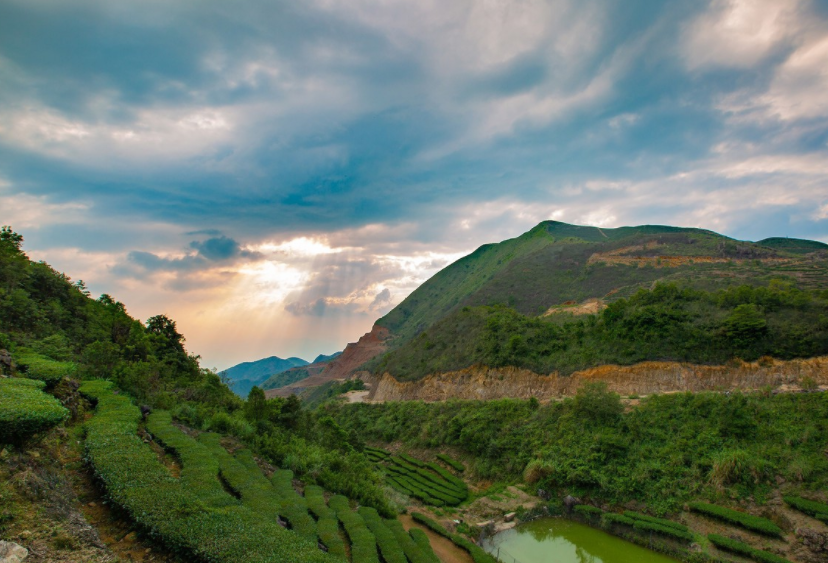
[
  {"x1": 326, "y1": 384, "x2": 828, "y2": 513},
  {"x1": 82, "y1": 380, "x2": 335, "y2": 563}
]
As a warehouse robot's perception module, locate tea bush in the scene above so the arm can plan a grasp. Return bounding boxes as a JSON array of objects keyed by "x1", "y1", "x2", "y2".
[
  {"x1": 411, "y1": 513, "x2": 497, "y2": 563},
  {"x1": 329, "y1": 495, "x2": 378, "y2": 563},
  {"x1": 708, "y1": 534, "x2": 792, "y2": 563},
  {"x1": 81, "y1": 380, "x2": 337, "y2": 563},
  {"x1": 436, "y1": 453, "x2": 465, "y2": 472},
  {"x1": 0, "y1": 377, "x2": 68, "y2": 443},
  {"x1": 689, "y1": 503, "x2": 783, "y2": 537},
  {"x1": 358, "y1": 507, "x2": 407, "y2": 563},
  {"x1": 384, "y1": 518, "x2": 439, "y2": 563}
]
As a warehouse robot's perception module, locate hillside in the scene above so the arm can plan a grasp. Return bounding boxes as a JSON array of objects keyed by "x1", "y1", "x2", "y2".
[
  {"x1": 0, "y1": 227, "x2": 412, "y2": 563},
  {"x1": 347, "y1": 221, "x2": 828, "y2": 382}
]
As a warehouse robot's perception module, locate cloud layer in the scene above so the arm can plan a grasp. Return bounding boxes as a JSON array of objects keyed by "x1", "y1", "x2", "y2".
[{"x1": 1, "y1": 0, "x2": 827, "y2": 368}]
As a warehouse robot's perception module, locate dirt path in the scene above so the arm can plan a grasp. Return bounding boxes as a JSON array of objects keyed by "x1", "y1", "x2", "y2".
[{"x1": 399, "y1": 514, "x2": 475, "y2": 563}]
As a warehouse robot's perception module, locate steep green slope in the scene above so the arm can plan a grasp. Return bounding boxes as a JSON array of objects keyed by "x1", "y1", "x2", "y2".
[
  {"x1": 376, "y1": 221, "x2": 794, "y2": 344},
  {"x1": 368, "y1": 221, "x2": 828, "y2": 380}
]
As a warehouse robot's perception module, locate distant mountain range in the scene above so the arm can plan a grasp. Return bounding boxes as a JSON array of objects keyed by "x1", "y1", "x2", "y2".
[{"x1": 221, "y1": 352, "x2": 342, "y2": 397}]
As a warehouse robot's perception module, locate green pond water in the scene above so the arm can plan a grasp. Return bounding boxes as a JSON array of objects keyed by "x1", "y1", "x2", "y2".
[{"x1": 480, "y1": 518, "x2": 679, "y2": 563}]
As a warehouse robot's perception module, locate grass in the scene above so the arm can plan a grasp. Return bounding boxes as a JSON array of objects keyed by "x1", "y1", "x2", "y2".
[
  {"x1": 0, "y1": 377, "x2": 69, "y2": 444},
  {"x1": 689, "y1": 503, "x2": 783, "y2": 537},
  {"x1": 80, "y1": 380, "x2": 338, "y2": 563}
]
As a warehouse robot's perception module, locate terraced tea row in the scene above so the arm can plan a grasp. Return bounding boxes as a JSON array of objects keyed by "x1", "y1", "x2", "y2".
[
  {"x1": 0, "y1": 377, "x2": 69, "y2": 444},
  {"x1": 82, "y1": 381, "x2": 440, "y2": 563},
  {"x1": 368, "y1": 448, "x2": 469, "y2": 507},
  {"x1": 81, "y1": 380, "x2": 333, "y2": 563}
]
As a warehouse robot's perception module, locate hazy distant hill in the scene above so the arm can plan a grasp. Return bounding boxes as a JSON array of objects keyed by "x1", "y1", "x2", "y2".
[
  {"x1": 313, "y1": 351, "x2": 342, "y2": 364},
  {"x1": 260, "y1": 352, "x2": 342, "y2": 392},
  {"x1": 220, "y1": 356, "x2": 308, "y2": 396}
]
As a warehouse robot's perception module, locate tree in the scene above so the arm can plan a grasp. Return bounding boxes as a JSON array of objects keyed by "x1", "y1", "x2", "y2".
[
  {"x1": 0, "y1": 226, "x2": 23, "y2": 252},
  {"x1": 245, "y1": 386, "x2": 268, "y2": 423}
]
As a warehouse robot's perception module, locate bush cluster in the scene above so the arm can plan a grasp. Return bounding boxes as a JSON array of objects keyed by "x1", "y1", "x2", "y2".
[
  {"x1": 410, "y1": 513, "x2": 497, "y2": 563},
  {"x1": 0, "y1": 377, "x2": 68, "y2": 444},
  {"x1": 80, "y1": 381, "x2": 337, "y2": 563},
  {"x1": 384, "y1": 518, "x2": 439, "y2": 563},
  {"x1": 268, "y1": 468, "x2": 318, "y2": 540},
  {"x1": 365, "y1": 446, "x2": 390, "y2": 462},
  {"x1": 436, "y1": 453, "x2": 465, "y2": 472},
  {"x1": 689, "y1": 502, "x2": 783, "y2": 537},
  {"x1": 304, "y1": 486, "x2": 347, "y2": 559},
  {"x1": 574, "y1": 504, "x2": 603, "y2": 518},
  {"x1": 623, "y1": 511, "x2": 688, "y2": 532},
  {"x1": 782, "y1": 496, "x2": 828, "y2": 522},
  {"x1": 383, "y1": 455, "x2": 468, "y2": 506},
  {"x1": 358, "y1": 507, "x2": 407, "y2": 563},
  {"x1": 146, "y1": 413, "x2": 239, "y2": 509},
  {"x1": 329, "y1": 495, "x2": 379, "y2": 563},
  {"x1": 14, "y1": 352, "x2": 76, "y2": 387},
  {"x1": 708, "y1": 534, "x2": 792, "y2": 563}
]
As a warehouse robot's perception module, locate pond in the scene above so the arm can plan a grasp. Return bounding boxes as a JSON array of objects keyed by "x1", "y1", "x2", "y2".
[{"x1": 480, "y1": 518, "x2": 680, "y2": 563}]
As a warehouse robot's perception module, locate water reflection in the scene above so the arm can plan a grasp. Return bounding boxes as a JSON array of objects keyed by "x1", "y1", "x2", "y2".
[{"x1": 482, "y1": 518, "x2": 678, "y2": 563}]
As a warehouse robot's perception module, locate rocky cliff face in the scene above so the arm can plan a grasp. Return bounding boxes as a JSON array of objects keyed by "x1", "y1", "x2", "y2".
[
  {"x1": 266, "y1": 324, "x2": 390, "y2": 398},
  {"x1": 368, "y1": 356, "x2": 828, "y2": 402}
]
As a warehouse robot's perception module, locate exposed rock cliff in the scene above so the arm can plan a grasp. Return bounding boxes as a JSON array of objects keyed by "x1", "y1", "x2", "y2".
[
  {"x1": 368, "y1": 356, "x2": 828, "y2": 402},
  {"x1": 266, "y1": 324, "x2": 390, "y2": 398}
]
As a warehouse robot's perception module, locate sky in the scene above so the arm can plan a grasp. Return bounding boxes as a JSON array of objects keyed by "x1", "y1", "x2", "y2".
[{"x1": 2, "y1": 0, "x2": 828, "y2": 370}]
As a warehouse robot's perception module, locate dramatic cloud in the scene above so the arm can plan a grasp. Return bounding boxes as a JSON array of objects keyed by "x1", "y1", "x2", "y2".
[{"x1": 2, "y1": 0, "x2": 827, "y2": 367}]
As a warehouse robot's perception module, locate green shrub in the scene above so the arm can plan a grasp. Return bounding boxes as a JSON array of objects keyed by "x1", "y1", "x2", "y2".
[
  {"x1": 317, "y1": 516, "x2": 347, "y2": 559},
  {"x1": 80, "y1": 381, "x2": 337, "y2": 563},
  {"x1": 146, "y1": 413, "x2": 239, "y2": 509},
  {"x1": 783, "y1": 496, "x2": 828, "y2": 519},
  {"x1": 365, "y1": 446, "x2": 391, "y2": 459},
  {"x1": 410, "y1": 513, "x2": 497, "y2": 563},
  {"x1": 708, "y1": 534, "x2": 792, "y2": 563},
  {"x1": 265, "y1": 468, "x2": 317, "y2": 540},
  {"x1": 193, "y1": 433, "x2": 318, "y2": 542},
  {"x1": 436, "y1": 454, "x2": 465, "y2": 472},
  {"x1": 632, "y1": 520, "x2": 693, "y2": 542},
  {"x1": 623, "y1": 511, "x2": 688, "y2": 532},
  {"x1": 409, "y1": 529, "x2": 437, "y2": 561},
  {"x1": 425, "y1": 462, "x2": 467, "y2": 491},
  {"x1": 303, "y1": 486, "x2": 346, "y2": 558},
  {"x1": 14, "y1": 352, "x2": 75, "y2": 387},
  {"x1": 0, "y1": 377, "x2": 69, "y2": 443},
  {"x1": 689, "y1": 503, "x2": 782, "y2": 537},
  {"x1": 399, "y1": 453, "x2": 425, "y2": 468},
  {"x1": 574, "y1": 505, "x2": 603, "y2": 518},
  {"x1": 602, "y1": 513, "x2": 637, "y2": 526},
  {"x1": 385, "y1": 518, "x2": 439, "y2": 563},
  {"x1": 358, "y1": 507, "x2": 407, "y2": 563},
  {"x1": 329, "y1": 495, "x2": 378, "y2": 563}
]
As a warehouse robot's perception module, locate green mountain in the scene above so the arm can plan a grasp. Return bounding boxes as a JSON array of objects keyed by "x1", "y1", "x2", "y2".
[{"x1": 367, "y1": 221, "x2": 828, "y2": 380}]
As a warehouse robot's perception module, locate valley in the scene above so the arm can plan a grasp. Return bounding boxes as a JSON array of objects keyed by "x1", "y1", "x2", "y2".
[{"x1": 3, "y1": 221, "x2": 828, "y2": 563}]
